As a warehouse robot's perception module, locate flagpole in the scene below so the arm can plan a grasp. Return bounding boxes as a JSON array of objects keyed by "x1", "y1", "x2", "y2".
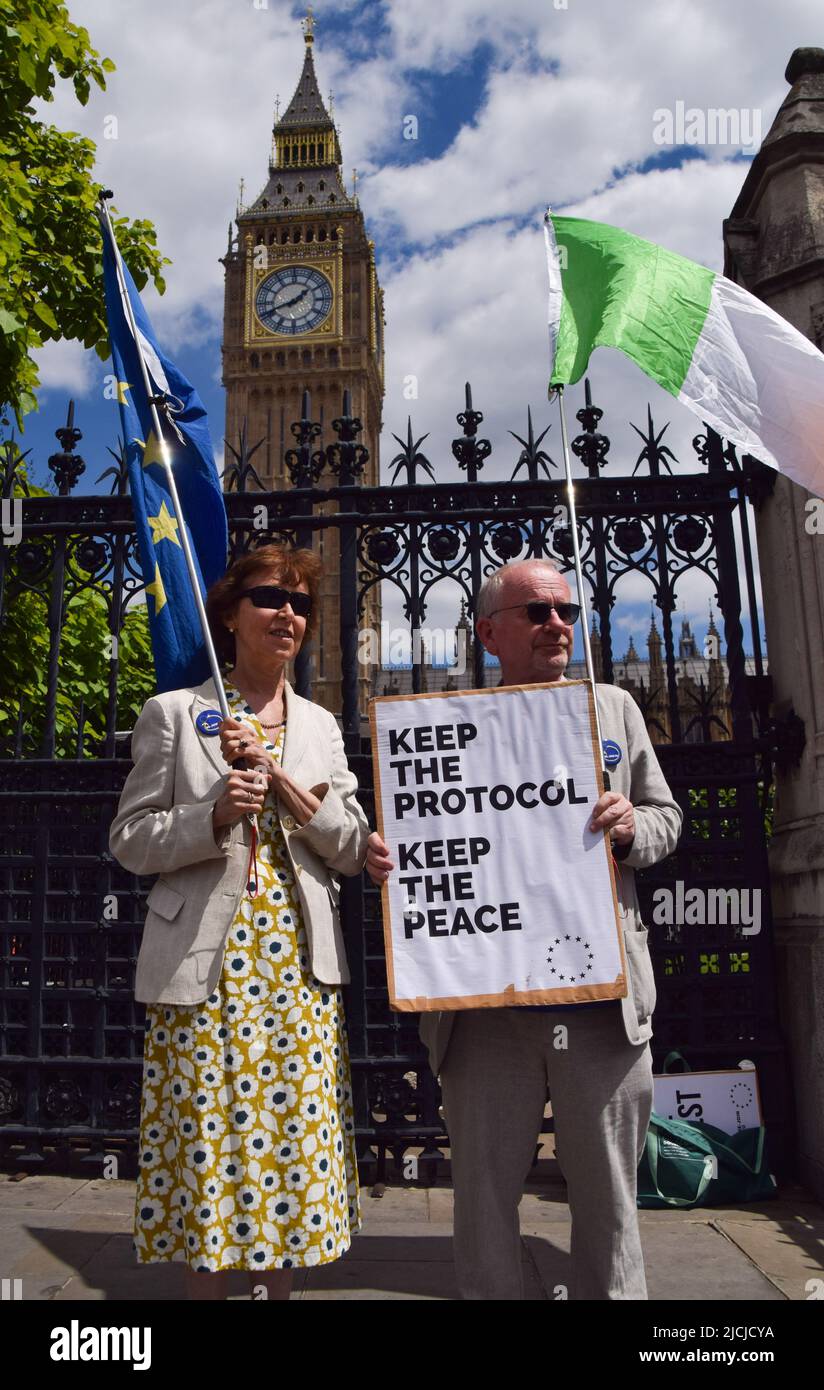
[
  {"x1": 98, "y1": 192, "x2": 262, "y2": 849},
  {"x1": 544, "y1": 204, "x2": 610, "y2": 788},
  {"x1": 555, "y1": 382, "x2": 610, "y2": 791}
]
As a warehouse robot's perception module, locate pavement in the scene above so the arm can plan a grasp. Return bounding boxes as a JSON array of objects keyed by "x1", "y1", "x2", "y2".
[{"x1": 2, "y1": 1148, "x2": 823, "y2": 1301}]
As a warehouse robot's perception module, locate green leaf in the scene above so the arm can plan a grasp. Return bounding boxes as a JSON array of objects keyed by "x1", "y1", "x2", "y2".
[
  {"x1": 32, "y1": 299, "x2": 58, "y2": 330},
  {"x1": 0, "y1": 5, "x2": 165, "y2": 421}
]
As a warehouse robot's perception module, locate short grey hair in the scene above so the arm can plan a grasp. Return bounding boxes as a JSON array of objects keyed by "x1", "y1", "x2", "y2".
[{"x1": 474, "y1": 559, "x2": 567, "y2": 622}]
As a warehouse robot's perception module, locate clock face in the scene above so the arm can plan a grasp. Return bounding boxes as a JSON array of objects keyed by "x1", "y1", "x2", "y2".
[{"x1": 254, "y1": 266, "x2": 333, "y2": 335}]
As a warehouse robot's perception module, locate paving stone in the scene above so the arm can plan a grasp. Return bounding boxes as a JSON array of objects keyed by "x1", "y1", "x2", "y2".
[
  {"x1": 426, "y1": 1188, "x2": 454, "y2": 1222},
  {"x1": 641, "y1": 1221, "x2": 784, "y2": 1300},
  {"x1": 0, "y1": 1211, "x2": 123, "y2": 1278},
  {"x1": 711, "y1": 1216, "x2": 824, "y2": 1300},
  {"x1": 518, "y1": 1192, "x2": 572, "y2": 1223},
  {"x1": 299, "y1": 1247, "x2": 544, "y2": 1300},
  {"x1": 346, "y1": 1226, "x2": 455, "y2": 1261},
  {"x1": 54, "y1": 1180, "x2": 138, "y2": 1216},
  {"x1": 358, "y1": 1186, "x2": 430, "y2": 1222},
  {"x1": 299, "y1": 1260, "x2": 458, "y2": 1299},
  {"x1": 2, "y1": 1223, "x2": 126, "y2": 1301},
  {"x1": 55, "y1": 1245, "x2": 310, "y2": 1301},
  {"x1": 523, "y1": 1220, "x2": 784, "y2": 1300},
  {"x1": 0, "y1": 1176, "x2": 819, "y2": 1301},
  {"x1": 0, "y1": 1175, "x2": 93, "y2": 1210}
]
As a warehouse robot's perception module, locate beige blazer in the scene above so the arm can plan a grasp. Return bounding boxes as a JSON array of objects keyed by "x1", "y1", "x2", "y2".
[
  {"x1": 418, "y1": 682, "x2": 683, "y2": 1076},
  {"x1": 109, "y1": 675, "x2": 370, "y2": 1005}
]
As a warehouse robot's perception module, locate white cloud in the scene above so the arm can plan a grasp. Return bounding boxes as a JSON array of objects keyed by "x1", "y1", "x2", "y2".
[
  {"x1": 26, "y1": 0, "x2": 810, "y2": 666},
  {"x1": 38, "y1": 0, "x2": 818, "y2": 367},
  {"x1": 375, "y1": 156, "x2": 754, "y2": 486},
  {"x1": 33, "y1": 337, "x2": 98, "y2": 397}
]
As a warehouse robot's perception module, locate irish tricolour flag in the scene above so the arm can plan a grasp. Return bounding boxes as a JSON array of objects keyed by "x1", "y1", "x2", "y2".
[{"x1": 544, "y1": 213, "x2": 824, "y2": 499}]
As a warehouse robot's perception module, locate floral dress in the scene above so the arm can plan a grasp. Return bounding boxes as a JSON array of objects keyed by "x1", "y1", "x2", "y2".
[{"x1": 132, "y1": 679, "x2": 361, "y2": 1271}]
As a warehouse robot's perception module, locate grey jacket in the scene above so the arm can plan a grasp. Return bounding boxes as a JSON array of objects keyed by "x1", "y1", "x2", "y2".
[
  {"x1": 418, "y1": 682, "x2": 683, "y2": 1076},
  {"x1": 109, "y1": 675, "x2": 370, "y2": 1004}
]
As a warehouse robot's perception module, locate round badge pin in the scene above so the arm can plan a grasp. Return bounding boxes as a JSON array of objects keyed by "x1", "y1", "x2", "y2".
[
  {"x1": 602, "y1": 738, "x2": 622, "y2": 768},
  {"x1": 196, "y1": 709, "x2": 223, "y2": 736}
]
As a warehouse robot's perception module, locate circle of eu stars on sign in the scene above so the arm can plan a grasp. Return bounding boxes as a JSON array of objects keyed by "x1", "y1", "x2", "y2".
[{"x1": 546, "y1": 934, "x2": 596, "y2": 982}]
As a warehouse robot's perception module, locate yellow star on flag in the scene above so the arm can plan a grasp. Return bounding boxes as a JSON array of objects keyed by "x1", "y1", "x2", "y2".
[
  {"x1": 145, "y1": 561, "x2": 167, "y2": 614},
  {"x1": 148, "y1": 499, "x2": 181, "y2": 548},
  {"x1": 133, "y1": 430, "x2": 168, "y2": 471},
  {"x1": 115, "y1": 380, "x2": 132, "y2": 405}
]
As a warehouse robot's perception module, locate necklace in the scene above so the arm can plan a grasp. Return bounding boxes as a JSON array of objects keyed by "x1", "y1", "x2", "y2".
[{"x1": 225, "y1": 674, "x2": 284, "y2": 729}]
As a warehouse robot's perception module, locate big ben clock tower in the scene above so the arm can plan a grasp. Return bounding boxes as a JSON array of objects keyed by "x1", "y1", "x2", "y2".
[{"x1": 221, "y1": 5, "x2": 384, "y2": 716}]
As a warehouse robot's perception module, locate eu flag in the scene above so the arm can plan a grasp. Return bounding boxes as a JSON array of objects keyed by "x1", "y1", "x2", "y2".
[{"x1": 99, "y1": 212, "x2": 228, "y2": 693}]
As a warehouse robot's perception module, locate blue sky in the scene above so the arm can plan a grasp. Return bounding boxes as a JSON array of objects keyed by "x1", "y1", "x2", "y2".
[{"x1": 16, "y1": 0, "x2": 822, "y2": 661}]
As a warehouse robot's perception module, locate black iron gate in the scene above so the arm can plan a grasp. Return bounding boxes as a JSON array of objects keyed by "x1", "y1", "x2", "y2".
[{"x1": 0, "y1": 382, "x2": 798, "y2": 1181}]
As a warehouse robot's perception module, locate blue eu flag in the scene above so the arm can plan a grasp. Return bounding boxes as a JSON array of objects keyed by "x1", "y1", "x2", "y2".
[{"x1": 100, "y1": 214, "x2": 228, "y2": 694}]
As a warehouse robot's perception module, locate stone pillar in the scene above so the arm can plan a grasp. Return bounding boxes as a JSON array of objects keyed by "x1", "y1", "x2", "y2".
[{"x1": 723, "y1": 48, "x2": 824, "y2": 1200}]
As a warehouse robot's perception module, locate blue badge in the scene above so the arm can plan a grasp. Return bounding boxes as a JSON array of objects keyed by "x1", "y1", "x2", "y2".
[
  {"x1": 196, "y1": 709, "x2": 223, "y2": 736},
  {"x1": 602, "y1": 739, "x2": 622, "y2": 768}
]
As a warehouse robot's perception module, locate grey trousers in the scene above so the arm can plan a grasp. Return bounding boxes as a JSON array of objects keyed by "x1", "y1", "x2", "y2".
[{"x1": 438, "y1": 1004, "x2": 654, "y2": 1300}]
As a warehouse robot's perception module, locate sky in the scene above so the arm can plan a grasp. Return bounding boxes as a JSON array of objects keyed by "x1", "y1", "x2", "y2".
[{"x1": 17, "y1": 0, "x2": 821, "y2": 664}]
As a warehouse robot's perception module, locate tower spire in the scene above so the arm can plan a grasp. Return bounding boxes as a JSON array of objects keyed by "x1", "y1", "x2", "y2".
[
  {"x1": 302, "y1": 3, "x2": 315, "y2": 45},
  {"x1": 244, "y1": 14, "x2": 356, "y2": 214},
  {"x1": 270, "y1": 9, "x2": 343, "y2": 173}
]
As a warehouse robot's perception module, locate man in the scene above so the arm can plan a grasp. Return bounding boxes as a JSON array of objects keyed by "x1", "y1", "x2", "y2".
[{"x1": 366, "y1": 559, "x2": 683, "y2": 1300}]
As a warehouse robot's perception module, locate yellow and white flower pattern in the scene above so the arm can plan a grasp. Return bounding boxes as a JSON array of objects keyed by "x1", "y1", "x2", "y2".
[{"x1": 132, "y1": 680, "x2": 361, "y2": 1271}]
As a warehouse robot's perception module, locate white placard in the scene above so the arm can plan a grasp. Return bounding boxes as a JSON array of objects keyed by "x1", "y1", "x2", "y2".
[
  {"x1": 654, "y1": 1066, "x2": 763, "y2": 1135},
  {"x1": 370, "y1": 680, "x2": 626, "y2": 1011}
]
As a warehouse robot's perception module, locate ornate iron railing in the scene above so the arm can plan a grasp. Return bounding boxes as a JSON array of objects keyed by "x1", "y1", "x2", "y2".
[{"x1": 0, "y1": 382, "x2": 797, "y2": 1181}]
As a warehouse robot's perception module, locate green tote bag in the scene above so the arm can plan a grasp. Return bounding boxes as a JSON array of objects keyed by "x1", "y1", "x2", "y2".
[{"x1": 637, "y1": 1049, "x2": 778, "y2": 1208}]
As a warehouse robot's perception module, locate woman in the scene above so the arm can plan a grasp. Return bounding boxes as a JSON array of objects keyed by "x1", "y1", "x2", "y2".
[{"x1": 109, "y1": 544, "x2": 373, "y2": 1300}]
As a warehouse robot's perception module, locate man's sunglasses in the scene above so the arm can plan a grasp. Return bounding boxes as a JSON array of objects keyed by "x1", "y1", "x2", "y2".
[
  {"x1": 488, "y1": 601, "x2": 581, "y2": 625},
  {"x1": 237, "y1": 585, "x2": 312, "y2": 618}
]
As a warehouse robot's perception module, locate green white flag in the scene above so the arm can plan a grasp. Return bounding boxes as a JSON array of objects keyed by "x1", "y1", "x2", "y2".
[{"x1": 544, "y1": 213, "x2": 824, "y2": 499}]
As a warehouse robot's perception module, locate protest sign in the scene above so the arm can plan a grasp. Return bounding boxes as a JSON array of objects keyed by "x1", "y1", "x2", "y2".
[
  {"x1": 369, "y1": 679, "x2": 627, "y2": 1011},
  {"x1": 654, "y1": 1065, "x2": 763, "y2": 1136}
]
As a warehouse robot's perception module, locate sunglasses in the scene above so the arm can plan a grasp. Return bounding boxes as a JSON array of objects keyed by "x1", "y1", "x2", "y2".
[
  {"x1": 237, "y1": 584, "x2": 312, "y2": 618},
  {"x1": 488, "y1": 601, "x2": 581, "y2": 625}
]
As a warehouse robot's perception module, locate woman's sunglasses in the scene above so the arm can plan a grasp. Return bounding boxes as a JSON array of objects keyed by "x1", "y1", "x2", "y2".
[
  {"x1": 237, "y1": 585, "x2": 312, "y2": 618},
  {"x1": 488, "y1": 601, "x2": 581, "y2": 625}
]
